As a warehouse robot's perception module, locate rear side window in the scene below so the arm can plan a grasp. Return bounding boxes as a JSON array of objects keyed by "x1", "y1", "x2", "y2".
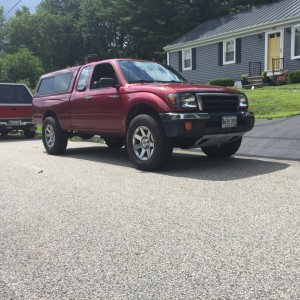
[
  {"x1": 0, "y1": 85, "x2": 14, "y2": 103},
  {"x1": 38, "y1": 77, "x2": 54, "y2": 94},
  {"x1": 15, "y1": 86, "x2": 32, "y2": 103},
  {"x1": 0, "y1": 85, "x2": 32, "y2": 104},
  {"x1": 37, "y1": 72, "x2": 73, "y2": 94}
]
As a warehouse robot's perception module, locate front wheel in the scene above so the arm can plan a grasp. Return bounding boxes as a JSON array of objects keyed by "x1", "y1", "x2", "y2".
[
  {"x1": 42, "y1": 117, "x2": 68, "y2": 155},
  {"x1": 126, "y1": 114, "x2": 173, "y2": 171},
  {"x1": 201, "y1": 137, "x2": 242, "y2": 158}
]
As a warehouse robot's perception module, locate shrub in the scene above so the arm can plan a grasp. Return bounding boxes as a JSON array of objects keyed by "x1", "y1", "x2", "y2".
[
  {"x1": 208, "y1": 77, "x2": 234, "y2": 87},
  {"x1": 269, "y1": 68, "x2": 288, "y2": 86},
  {"x1": 289, "y1": 70, "x2": 300, "y2": 84},
  {"x1": 241, "y1": 73, "x2": 248, "y2": 85}
]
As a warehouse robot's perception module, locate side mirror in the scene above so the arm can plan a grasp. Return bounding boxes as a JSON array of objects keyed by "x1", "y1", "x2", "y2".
[{"x1": 99, "y1": 77, "x2": 115, "y2": 88}]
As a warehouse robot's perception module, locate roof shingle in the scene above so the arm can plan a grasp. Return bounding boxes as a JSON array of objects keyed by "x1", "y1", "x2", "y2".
[{"x1": 166, "y1": 0, "x2": 300, "y2": 47}]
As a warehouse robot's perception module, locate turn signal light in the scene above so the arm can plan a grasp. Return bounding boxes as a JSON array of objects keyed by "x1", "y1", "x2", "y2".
[
  {"x1": 185, "y1": 121, "x2": 192, "y2": 131},
  {"x1": 168, "y1": 94, "x2": 176, "y2": 106}
]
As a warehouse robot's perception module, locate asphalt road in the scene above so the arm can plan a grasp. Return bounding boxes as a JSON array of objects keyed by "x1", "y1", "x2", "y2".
[
  {"x1": 238, "y1": 115, "x2": 300, "y2": 160},
  {"x1": 0, "y1": 132, "x2": 299, "y2": 299}
]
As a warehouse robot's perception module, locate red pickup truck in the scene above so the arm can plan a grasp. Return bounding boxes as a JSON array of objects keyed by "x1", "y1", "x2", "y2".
[
  {"x1": 0, "y1": 83, "x2": 35, "y2": 138},
  {"x1": 32, "y1": 59, "x2": 254, "y2": 170}
]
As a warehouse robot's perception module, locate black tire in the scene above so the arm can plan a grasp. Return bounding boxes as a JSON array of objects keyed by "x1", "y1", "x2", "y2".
[
  {"x1": 42, "y1": 117, "x2": 68, "y2": 155},
  {"x1": 23, "y1": 128, "x2": 35, "y2": 139},
  {"x1": 104, "y1": 136, "x2": 125, "y2": 149},
  {"x1": 0, "y1": 130, "x2": 9, "y2": 137},
  {"x1": 126, "y1": 114, "x2": 173, "y2": 171},
  {"x1": 201, "y1": 137, "x2": 242, "y2": 158}
]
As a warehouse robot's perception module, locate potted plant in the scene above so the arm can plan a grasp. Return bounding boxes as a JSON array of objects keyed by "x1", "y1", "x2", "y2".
[
  {"x1": 262, "y1": 71, "x2": 268, "y2": 84},
  {"x1": 241, "y1": 74, "x2": 248, "y2": 85}
]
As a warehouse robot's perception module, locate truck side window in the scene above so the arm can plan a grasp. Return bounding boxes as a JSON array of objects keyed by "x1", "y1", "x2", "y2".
[
  {"x1": 90, "y1": 63, "x2": 117, "y2": 89},
  {"x1": 38, "y1": 77, "x2": 54, "y2": 94},
  {"x1": 37, "y1": 73, "x2": 73, "y2": 95},
  {"x1": 52, "y1": 73, "x2": 73, "y2": 93},
  {"x1": 77, "y1": 66, "x2": 91, "y2": 92}
]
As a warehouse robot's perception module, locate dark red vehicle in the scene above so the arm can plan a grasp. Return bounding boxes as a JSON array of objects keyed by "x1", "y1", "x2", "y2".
[
  {"x1": 0, "y1": 83, "x2": 35, "y2": 138},
  {"x1": 32, "y1": 59, "x2": 254, "y2": 170}
]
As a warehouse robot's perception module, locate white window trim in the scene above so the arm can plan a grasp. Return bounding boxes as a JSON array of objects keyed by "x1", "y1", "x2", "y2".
[
  {"x1": 264, "y1": 29, "x2": 284, "y2": 71},
  {"x1": 291, "y1": 24, "x2": 300, "y2": 60},
  {"x1": 182, "y1": 48, "x2": 192, "y2": 71},
  {"x1": 223, "y1": 39, "x2": 236, "y2": 65}
]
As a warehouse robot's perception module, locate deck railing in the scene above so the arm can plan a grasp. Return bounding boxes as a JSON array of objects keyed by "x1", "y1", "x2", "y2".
[
  {"x1": 249, "y1": 62, "x2": 262, "y2": 77},
  {"x1": 272, "y1": 58, "x2": 285, "y2": 74}
]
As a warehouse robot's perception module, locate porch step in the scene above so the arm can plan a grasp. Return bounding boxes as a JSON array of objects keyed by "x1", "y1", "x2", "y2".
[
  {"x1": 242, "y1": 76, "x2": 265, "y2": 89},
  {"x1": 248, "y1": 76, "x2": 263, "y2": 84}
]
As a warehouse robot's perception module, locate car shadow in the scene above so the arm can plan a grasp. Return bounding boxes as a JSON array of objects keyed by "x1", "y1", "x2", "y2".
[
  {"x1": 62, "y1": 143, "x2": 290, "y2": 181},
  {"x1": 0, "y1": 134, "x2": 37, "y2": 142}
]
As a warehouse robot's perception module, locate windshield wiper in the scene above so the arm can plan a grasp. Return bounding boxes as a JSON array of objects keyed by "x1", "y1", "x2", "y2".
[
  {"x1": 157, "y1": 80, "x2": 184, "y2": 83},
  {"x1": 128, "y1": 80, "x2": 154, "y2": 83}
]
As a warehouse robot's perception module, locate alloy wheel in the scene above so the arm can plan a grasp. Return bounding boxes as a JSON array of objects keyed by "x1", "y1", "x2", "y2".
[
  {"x1": 45, "y1": 124, "x2": 55, "y2": 149},
  {"x1": 132, "y1": 126, "x2": 154, "y2": 160}
]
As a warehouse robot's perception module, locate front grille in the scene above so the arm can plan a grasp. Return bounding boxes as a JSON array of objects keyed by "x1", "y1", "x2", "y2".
[{"x1": 196, "y1": 93, "x2": 239, "y2": 113}]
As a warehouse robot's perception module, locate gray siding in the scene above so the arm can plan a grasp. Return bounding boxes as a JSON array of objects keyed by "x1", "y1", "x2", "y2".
[
  {"x1": 284, "y1": 27, "x2": 300, "y2": 71},
  {"x1": 170, "y1": 33, "x2": 265, "y2": 84}
]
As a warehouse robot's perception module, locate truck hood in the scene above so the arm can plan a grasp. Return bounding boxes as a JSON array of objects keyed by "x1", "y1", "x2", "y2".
[{"x1": 125, "y1": 83, "x2": 239, "y2": 95}]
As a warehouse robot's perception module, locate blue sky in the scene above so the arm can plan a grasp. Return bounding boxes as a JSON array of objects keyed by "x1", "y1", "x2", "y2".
[{"x1": 1, "y1": 0, "x2": 42, "y2": 18}]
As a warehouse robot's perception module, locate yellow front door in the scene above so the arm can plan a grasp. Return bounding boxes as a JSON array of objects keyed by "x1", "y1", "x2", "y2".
[{"x1": 267, "y1": 32, "x2": 281, "y2": 70}]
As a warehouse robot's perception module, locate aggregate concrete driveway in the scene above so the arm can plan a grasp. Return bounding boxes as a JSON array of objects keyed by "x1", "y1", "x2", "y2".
[{"x1": 0, "y1": 120, "x2": 299, "y2": 299}]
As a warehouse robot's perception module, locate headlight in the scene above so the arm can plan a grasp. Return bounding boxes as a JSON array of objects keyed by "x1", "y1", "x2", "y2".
[
  {"x1": 238, "y1": 93, "x2": 248, "y2": 109},
  {"x1": 167, "y1": 93, "x2": 197, "y2": 108}
]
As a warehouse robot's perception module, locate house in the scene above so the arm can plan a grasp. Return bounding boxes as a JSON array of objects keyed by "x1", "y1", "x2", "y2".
[{"x1": 164, "y1": 0, "x2": 300, "y2": 84}]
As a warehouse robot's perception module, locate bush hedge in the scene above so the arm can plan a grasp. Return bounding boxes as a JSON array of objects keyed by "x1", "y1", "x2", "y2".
[
  {"x1": 289, "y1": 70, "x2": 300, "y2": 84},
  {"x1": 208, "y1": 77, "x2": 234, "y2": 87}
]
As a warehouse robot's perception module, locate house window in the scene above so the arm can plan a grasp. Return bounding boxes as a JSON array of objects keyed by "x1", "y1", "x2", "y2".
[
  {"x1": 224, "y1": 39, "x2": 236, "y2": 64},
  {"x1": 292, "y1": 25, "x2": 300, "y2": 59},
  {"x1": 182, "y1": 49, "x2": 192, "y2": 70}
]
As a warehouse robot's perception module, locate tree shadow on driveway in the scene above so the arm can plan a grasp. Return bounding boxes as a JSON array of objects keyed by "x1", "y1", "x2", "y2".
[{"x1": 61, "y1": 144, "x2": 290, "y2": 181}]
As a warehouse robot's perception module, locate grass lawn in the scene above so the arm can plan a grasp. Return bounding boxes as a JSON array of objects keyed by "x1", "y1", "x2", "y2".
[{"x1": 243, "y1": 83, "x2": 300, "y2": 119}]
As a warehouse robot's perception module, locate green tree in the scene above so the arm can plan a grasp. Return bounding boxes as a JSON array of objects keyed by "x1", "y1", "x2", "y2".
[
  {"x1": 0, "y1": 48, "x2": 44, "y2": 88},
  {"x1": 0, "y1": 6, "x2": 7, "y2": 53},
  {"x1": 3, "y1": 0, "x2": 282, "y2": 70}
]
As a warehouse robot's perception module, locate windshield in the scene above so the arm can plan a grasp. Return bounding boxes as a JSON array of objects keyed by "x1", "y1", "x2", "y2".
[{"x1": 118, "y1": 60, "x2": 187, "y2": 84}]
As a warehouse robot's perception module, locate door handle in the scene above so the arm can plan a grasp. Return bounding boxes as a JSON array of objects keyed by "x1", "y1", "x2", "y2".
[
  {"x1": 11, "y1": 107, "x2": 17, "y2": 110},
  {"x1": 85, "y1": 96, "x2": 93, "y2": 101}
]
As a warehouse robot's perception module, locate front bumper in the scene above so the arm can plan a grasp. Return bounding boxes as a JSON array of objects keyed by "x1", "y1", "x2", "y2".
[{"x1": 159, "y1": 111, "x2": 255, "y2": 147}]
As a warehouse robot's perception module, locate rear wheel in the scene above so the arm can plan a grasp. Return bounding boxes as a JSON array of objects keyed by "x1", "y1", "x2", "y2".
[
  {"x1": 126, "y1": 114, "x2": 173, "y2": 171},
  {"x1": 24, "y1": 128, "x2": 35, "y2": 139},
  {"x1": 201, "y1": 137, "x2": 242, "y2": 158},
  {"x1": 0, "y1": 130, "x2": 9, "y2": 137},
  {"x1": 42, "y1": 117, "x2": 68, "y2": 155},
  {"x1": 104, "y1": 136, "x2": 125, "y2": 149}
]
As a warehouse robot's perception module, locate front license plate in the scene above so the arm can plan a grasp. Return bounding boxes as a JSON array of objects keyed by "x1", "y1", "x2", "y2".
[{"x1": 222, "y1": 116, "x2": 237, "y2": 128}]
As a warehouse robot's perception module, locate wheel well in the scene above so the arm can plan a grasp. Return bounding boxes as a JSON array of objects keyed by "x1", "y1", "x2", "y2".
[
  {"x1": 126, "y1": 104, "x2": 160, "y2": 130},
  {"x1": 43, "y1": 111, "x2": 58, "y2": 123}
]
